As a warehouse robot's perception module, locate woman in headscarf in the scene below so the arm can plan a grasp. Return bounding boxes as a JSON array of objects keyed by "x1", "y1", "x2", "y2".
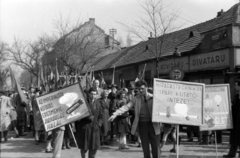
[{"x1": 114, "y1": 90, "x2": 130, "y2": 149}]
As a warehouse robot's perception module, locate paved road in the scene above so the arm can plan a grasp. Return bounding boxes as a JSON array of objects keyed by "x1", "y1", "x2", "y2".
[{"x1": 0, "y1": 130, "x2": 231, "y2": 158}]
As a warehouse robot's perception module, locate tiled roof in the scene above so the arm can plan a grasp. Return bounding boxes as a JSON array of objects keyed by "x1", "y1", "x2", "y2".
[{"x1": 92, "y1": 3, "x2": 240, "y2": 70}]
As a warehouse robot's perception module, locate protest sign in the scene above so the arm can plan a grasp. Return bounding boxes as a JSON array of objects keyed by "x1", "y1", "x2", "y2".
[
  {"x1": 152, "y1": 78, "x2": 205, "y2": 126},
  {"x1": 36, "y1": 83, "x2": 91, "y2": 132},
  {"x1": 200, "y1": 84, "x2": 232, "y2": 131}
]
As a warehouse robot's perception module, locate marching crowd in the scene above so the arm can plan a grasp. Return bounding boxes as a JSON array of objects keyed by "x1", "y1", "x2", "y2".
[{"x1": 1, "y1": 78, "x2": 240, "y2": 158}]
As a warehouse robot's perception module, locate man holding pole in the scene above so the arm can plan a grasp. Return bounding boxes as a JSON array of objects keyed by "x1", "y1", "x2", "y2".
[
  {"x1": 76, "y1": 87, "x2": 103, "y2": 158},
  {"x1": 109, "y1": 80, "x2": 161, "y2": 158},
  {"x1": 223, "y1": 81, "x2": 240, "y2": 158}
]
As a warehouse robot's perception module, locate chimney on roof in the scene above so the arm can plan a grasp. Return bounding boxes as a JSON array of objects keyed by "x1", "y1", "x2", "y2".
[
  {"x1": 217, "y1": 9, "x2": 224, "y2": 17},
  {"x1": 148, "y1": 32, "x2": 153, "y2": 40},
  {"x1": 89, "y1": 18, "x2": 95, "y2": 24}
]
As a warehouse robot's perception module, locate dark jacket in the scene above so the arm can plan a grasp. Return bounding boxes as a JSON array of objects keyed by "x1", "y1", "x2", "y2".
[
  {"x1": 76, "y1": 98, "x2": 103, "y2": 150},
  {"x1": 108, "y1": 92, "x2": 117, "y2": 115},
  {"x1": 230, "y1": 93, "x2": 240, "y2": 145},
  {"x1": 99, "y1": 98, "x2": 110, "y2": 136}
]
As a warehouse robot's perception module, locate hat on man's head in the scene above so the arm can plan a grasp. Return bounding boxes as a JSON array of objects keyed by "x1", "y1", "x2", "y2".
[
  {"x1": 35, "y1": 87, "x2": 41, "y2": 92},
  {"x1": 0, "y1": 89, "x2": 7, "y2": 96},
  {"x1": 110, "y1": 84, "x2": 118, "y2": 89}
]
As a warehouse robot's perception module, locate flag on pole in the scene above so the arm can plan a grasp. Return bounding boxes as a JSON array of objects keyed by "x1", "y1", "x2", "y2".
[
  {"x1": 135, "y1": 72, "x2": 141, "y2": 82},
  {"x1": 140, "y1": 63, "x2": 147, "y2": 80},
  {"x1": 49, "y1": 65, "x2": 54, "y2": 85},
  {"x1": 92, "y1": 67, "x2": 95, "y2": 84},
  {"x1": 9, "y1": 66, "x2": 28, "y2": 105},
  {"x1": 55, "y1": 58, "x2": 60, "y2": 89},
  {"x1": 98, "y1": 72, "x2": 106, "y2": 89},
  {"x1": 111, "y1": 65, "x2": 115, "y2": 84}
]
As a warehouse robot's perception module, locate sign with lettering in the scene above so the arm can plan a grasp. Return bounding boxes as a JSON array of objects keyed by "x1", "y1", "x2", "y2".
[
  {"x1": 36, "y1": 83, "x2": 91, "y2": 132},
  {"x1": 158, "y1": 57, "x2": 188, "y2": 74},
  {"x1": 169, "y1": 67, "x2": 185, "y2": 80},
  {"x1": 190, "y1": 49, "x2": 229, "y2": 71},
  {"x1": 152, "y1": 79, "x2": 204, "y2": 126},
  {"x1": 200, "y1": 84, "x2": 232, "y2": 131}
]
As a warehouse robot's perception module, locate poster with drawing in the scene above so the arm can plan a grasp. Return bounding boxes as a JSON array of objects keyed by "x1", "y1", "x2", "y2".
[
  {"x1": 152, "y1": 78, "x2": 205, "y2": 126},
  {"x1": 200, "y1": 84, "x2": 232, "y2": 131},
  {"x1": 36, "y1": 83, "x2": 91, "y2": 132}
]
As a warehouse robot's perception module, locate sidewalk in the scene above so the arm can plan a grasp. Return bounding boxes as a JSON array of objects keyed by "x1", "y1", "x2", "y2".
[{"x1": 0, "y1": 130, "x2": 230, "y2": 158}]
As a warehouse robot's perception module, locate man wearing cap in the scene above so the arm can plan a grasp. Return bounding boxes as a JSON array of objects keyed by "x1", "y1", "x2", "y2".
[{"x1": 109, "y1": 80, "x2": 161, "y2": 158}]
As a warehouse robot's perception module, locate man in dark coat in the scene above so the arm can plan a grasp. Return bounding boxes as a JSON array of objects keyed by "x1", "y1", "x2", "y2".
[
  {"x1": 76, "y1": 87, "x2": 103, "y2": 158},
  {"x1": 223, "y1": 81, "x2": 240, "y2": 158}
]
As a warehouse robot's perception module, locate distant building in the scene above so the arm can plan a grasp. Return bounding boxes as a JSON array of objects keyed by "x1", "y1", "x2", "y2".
[
  {"x1": 91, "y1": 3, "x2": 240, "y2": 99},
  {"x1": 41, "y1": 18, "x2": 120, "y2": 75}
]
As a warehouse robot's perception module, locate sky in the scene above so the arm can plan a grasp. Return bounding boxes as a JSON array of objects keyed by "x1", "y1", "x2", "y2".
[{"x1": 0, "y1": 0, "x2": 239, "y2": 46}]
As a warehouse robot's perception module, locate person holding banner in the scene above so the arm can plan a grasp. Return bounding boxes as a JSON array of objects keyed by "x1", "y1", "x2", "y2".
[
  {"x1": 109, "y1": 80, "x2": 161, "y2": 158},
  {"x1": 76, "y1": 87, "x2": 103, "y2": 158},
  {"x1": 32, "y1": 87, "x2": 45, "y2": 145},
  {"x1": 223, "y1": 82, "x2": 240, "y2": 158}
]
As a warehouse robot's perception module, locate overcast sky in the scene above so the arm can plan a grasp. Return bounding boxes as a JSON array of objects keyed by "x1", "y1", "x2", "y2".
[{"x1": 0, "y1": 0, "x2": 238, "y2": 46}]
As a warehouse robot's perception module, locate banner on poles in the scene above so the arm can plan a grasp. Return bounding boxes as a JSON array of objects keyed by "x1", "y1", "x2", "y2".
[
  {"x1": 200, "y1": 84, "x2": 232, "y2": 131},
  {"x1": 152, "y1": 78, "x2": 205, "y2": 126},
  {"x1": 36, "y1": 83, "x2": 91, "y2": 132}
]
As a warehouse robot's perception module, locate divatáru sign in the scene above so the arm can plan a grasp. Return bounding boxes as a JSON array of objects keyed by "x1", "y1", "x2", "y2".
[
  {"x1": 152, "y1": 79, "x2": 205, "y2": 126},
  {"x1": 190, "y1": 49, "x2": 229, "y2": 70},
  {"x1": 36, "y1": 83, "x2": 91, "y2": 132},
  {"x1": 200, "y1": 84, "x2": 232, "y2": 131}
]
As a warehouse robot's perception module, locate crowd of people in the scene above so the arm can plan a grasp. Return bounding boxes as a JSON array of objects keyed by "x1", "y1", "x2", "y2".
[{"x1": 1, "y1": 78, "x2": 240, "y2": 158}]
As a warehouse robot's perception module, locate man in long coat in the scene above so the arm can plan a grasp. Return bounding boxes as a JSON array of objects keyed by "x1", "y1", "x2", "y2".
[
  {"x1": 223, "y1": 82, "x2": 240, "y2": 158},
  {"x1": 0, "y1": 90, "x2": 13, "y2": 142},
  {"x1": 109, "y1": 80, "x2": 162, "y2": 158},
  {"x1": 76, "y1": 87, "x2": 103, "y2": 158}
]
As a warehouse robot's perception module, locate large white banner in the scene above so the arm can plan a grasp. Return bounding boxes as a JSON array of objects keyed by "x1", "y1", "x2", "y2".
[{"x1": 152, "y1": 79, "x2": 205, "y2": 126}]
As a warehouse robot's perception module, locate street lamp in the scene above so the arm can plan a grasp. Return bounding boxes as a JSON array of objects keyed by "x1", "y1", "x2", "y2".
[{"x1": 173, "y1": 47, "x2": 181, "y2": 57}]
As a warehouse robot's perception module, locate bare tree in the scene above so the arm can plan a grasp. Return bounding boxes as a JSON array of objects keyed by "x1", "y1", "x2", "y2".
[
  {"x1": 126, "y1": 33, "x2": 133, "y2": 47},
  {"x1": 117, "y1": 35, "x2": 124, "y2": 47},
  {"x1": 51, "y1": 16, "x2": 106, "y2": 73},
  {"x1": 0, "y1": 42, "x2": 9, "y2": 88},
  {"x1": 7, "y1": 38, "x2": 44, "y2": 80},
  {"x1": 0, "y1": 42, "x2": 7, "y2": 67},
  {"x1": 0, "y1": 69, "x2": 9, "y2": 89},
  {"x1": 119, "y1": 0, "x2": 181, "y2": 77}
]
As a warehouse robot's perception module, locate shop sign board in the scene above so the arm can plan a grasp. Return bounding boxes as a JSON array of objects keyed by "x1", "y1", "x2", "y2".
[
  {"x1": 152, "y1": 78, "x2": 204, "y2": 126},
  {"x1": 158, "y1": 57, "x2": 189, "y2": 74},
  {"x1": 36, "y1": 83, "x2": 91, "y2": 132},
  {"x1": 190, "y1": 49, "x2": 229, "y2": 71},
  {"x1": 200, "y1": 84, "x2": 232, "y2": 131}
]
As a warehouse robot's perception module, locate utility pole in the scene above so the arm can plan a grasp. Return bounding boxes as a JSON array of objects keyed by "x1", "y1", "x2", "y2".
[{"x1": 109, "y1": 28, "x2": 117, "y2": 49}]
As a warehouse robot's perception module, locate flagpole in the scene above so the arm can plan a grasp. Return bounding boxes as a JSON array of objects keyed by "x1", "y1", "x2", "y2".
[{"x1": 112, "y1": 65, "x2": 115, "y2": 85}]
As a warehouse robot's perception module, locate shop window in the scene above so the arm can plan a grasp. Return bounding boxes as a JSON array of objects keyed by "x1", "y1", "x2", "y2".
[{"x1": 212, "y1": 78, "x2": 225, "y2": 84}]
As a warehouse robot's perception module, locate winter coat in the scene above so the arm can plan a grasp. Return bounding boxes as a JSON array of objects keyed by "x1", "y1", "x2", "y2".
[
  {"x1": 99, "y1": 98, "x2": 110, "y2": 136},
  {"x1": 76, "y1": 99, "x2": 103, "y2": 150},
  {"x1": 113, "y1": 93, "x2": 161, "y2": 135},
  {"x1": 114, "y1": 98, "x2": 130, "y2": 134},
  {"x1": 0, "y1": 96, "x2": 13, "y2": 131}
]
